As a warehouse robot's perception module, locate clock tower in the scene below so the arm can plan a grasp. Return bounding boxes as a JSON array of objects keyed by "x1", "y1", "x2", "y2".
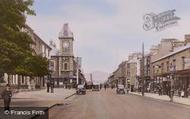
[
  {"x1": 59, "y1": 23, "x2": 74, "y2": 56},
  {"x1": 58, "y1": 23, "x2": 75, "y2": 84}
]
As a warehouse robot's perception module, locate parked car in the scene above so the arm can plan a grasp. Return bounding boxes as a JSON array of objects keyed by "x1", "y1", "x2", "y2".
[
  {"x1": 76, "y1": 84, "x2": 86, "y2": 95},
  {"x1": 116, "y1": 84, "x2": 125, "y2": 94},
  {"x1": 92, "y1": 83, "x2": 100, "y2": 91}
]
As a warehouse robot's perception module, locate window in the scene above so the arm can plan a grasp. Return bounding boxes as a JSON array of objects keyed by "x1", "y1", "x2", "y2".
[
  {"x1": 64, "y1": 63, "x2": 68, "y2": 70},
  {"x1": 161, "y1": 63, "x2": 164, "y2": 73},
  {"x1": 153, "y1": 66, "x2": 155, "y2": 74},
  {"x1": 166, "y1": 61, "x2": 169, "y2": 72},
  {"x1": 50, "y1": 61, "x2": 55, "y2": 71},
  {"x1": 22, "y1": 76, "x2": 24, "y2": 84},
  {"x1": 182, "y1": 56, "x2": 185, "y2": 69},
  {"x1": 173, "y1": 59, "x2": 176, "y2": 70}
]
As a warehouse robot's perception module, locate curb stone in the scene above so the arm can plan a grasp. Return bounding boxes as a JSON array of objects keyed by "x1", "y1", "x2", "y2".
[
  {"x1": 31, "y1": 92, "x2": 76, "y2": 119},
  {"x1": 129, "y1": 92, "x2": 190, "y2": 107}
]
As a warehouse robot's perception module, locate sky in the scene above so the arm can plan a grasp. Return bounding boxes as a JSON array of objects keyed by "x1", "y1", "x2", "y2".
[{"x1": 27, "y1": 0, "x2": 190, "y2": 74}]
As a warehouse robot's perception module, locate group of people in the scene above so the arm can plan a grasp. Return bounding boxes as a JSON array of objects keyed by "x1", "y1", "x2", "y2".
[
  {"x1": 100, "y1": 84, "x2": 108, "y2": 90},
  {"x1": 157, "y1": 84, "x2": 190, "y2": 98},
  {"x1": 157, "y1": 85, "x2": 171, "y2": 96},
  {"x1": 177, "y1": 87, "x2": 190, "y2": 98}
]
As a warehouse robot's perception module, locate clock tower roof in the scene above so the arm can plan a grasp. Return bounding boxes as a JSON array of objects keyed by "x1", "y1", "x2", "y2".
[{"x1": 59, "y1": 23, "x2": 74, "y2": 39}]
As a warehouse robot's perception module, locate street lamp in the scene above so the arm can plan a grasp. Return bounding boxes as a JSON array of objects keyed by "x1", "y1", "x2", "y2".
[
  {"x1": 50, "y1": 70, "x2": 54, "y2": 93},
  {"x1": 141, "y1": 43, "x2": 145, "y2": 96}
]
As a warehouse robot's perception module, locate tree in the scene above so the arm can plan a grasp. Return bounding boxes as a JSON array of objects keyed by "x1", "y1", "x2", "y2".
[{"x1": 0, "y1": 0, "x2": 49, "y2": 84}]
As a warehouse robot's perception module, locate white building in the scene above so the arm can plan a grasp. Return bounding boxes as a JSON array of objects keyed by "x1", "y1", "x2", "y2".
[{"x1": 127, "y1": 53, "x2": 142, "y2": 91}]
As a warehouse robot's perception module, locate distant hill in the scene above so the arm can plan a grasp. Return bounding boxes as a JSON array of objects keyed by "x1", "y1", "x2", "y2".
[{"x1": 85, "y1": 71, "x2": 109, "y2": 84}]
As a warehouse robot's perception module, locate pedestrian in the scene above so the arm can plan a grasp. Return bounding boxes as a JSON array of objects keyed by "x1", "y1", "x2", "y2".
[
  {"x1": 46, "y1": 80, "x2": 50, "y2": 93},
  {"x1": 1, "y1": 84, "x2": 12, "y2": 111},
  {"x1": 166, "y1": 84, "x2": 170, "y2": 96},
  {"x1": 181, "y1": 89, "x2": 185, "y2": 98},
  {"x1": 147, "y1": 87, "x2": 150, "y2": 93},
  {"x1": 185, "y1": 87, "x2": 190, "y2": 98},
  {"x1": 158, "y1": 86, "x2": 162, "y2": 96},
  {"x1": 50, "y1": 80, "x2": 54, "y2": 93},
  {"x1": 104, "y1": 84, "x2": 106, "y2": 91},
  {"x1": 178, "y1": 88, "x2": 181, "y2": 97},
  {"x1": 168, "y1": 85, "x2": 171, "y2": 97},
  {"x1": 126, "y1": 87, "x2": 129, "y2": 94}
]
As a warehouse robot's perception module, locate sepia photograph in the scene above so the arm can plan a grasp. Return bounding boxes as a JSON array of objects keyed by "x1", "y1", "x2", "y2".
[{"x1": 0, "y1": 0, "x2": 190, "y2": 119}]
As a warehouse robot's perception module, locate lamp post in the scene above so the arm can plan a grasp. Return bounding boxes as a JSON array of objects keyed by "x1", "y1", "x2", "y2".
[
  {"x1": 76, "y1": 57, "x2": 81, "y2": 86},
  {"x1": 76, "y1": 67, "x2": 79, "y2": 85},
  {"x1": 50, "y1": 70, "x2": 54, "y2": 93},
  {"x1": 141, "y1": 43, "x2": 145, "y2": 96}
]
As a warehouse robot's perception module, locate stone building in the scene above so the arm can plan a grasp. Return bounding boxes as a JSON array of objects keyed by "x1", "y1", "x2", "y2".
[
  {"x1": 127, "y1": 53, "x2": 142, "y2": 91},
  {"x1": 108, "y1": 53, "x2": 141, "y2": 91},
  {"x1": 151, "y1": 35, "x2": 190, "y2": 96},
  {"x1": 112, "y1": 61, "x2": 127, "y2": 87},
  {"x1": 50, "y1": 23, "x2": 85, "y2": 88},
  {"x1": 3, "y1": 25, "x2": 51, "y2": 90},
  {"x1": 107, "y1": 74, "x2": 115, "y2": 87},
  {"x1": 150, "y1": 38, "x2": 185, "y2": 63}
]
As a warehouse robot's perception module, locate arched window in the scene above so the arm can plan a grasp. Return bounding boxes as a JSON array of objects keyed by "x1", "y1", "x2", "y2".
[{"x1": 64, "y1": 63, "x2": 68, "y2": 70}]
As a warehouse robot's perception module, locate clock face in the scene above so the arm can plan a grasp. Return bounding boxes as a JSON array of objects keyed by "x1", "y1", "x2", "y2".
[{"x1": 63, "y1": 42, "x2": 69, "y2": 48}]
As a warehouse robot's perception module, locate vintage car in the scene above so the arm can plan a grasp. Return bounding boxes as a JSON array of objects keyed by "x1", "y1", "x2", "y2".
[
  {"x1": 92, "y1": 83, "x2": 100, "y2": 91},
  {"x1": 76, "y1": 84, "x2": 86, "y2": 95},
  {"x1": 116, "y1": 84, "x2": 125, "y2": 94}
]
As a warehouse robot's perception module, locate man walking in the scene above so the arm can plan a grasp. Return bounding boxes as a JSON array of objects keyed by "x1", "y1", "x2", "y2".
[
  {"x1": 104, "y1": 84, "x2": 107, "y2": 91},
  {"x1": 47, "y1": 80, "x2": 50, "y2": 93},
  {"x1": 158, "y1": 86, "x2": 162, "y2": 96},
  {"x1": 1, "y1": 84, "x2": 12, "y2": 111}
]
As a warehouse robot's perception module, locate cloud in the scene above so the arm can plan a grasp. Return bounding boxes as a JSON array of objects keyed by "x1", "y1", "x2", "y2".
[{"x1": 27, "y1": 0, "x2": 190, "y2": 73}]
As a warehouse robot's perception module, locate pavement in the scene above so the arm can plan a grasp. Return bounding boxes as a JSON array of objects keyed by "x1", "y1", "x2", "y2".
[
  {"x1": 0, "y1": 88, "x2": 76, "y2": 107},
  {"x1": 49, "y1": 89, "x2": 190, "y2": 119},
  {"x1": 0, "y1": 88, "x2": 76, "y2": 119},
  {"x1": 130, "y1": 92, "x2": 190, "y2": 106}
]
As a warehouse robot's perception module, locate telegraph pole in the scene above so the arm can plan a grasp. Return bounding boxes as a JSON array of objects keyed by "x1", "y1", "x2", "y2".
[
  {"x1": 90, "y1": 73, "x2": 93, "y2": 89},
  {"x1": 76, "y1": 57, "x2": 81, "y2": 85},
  {"x1": 142, "y1": 43, "x2": 145, "y2": 96},
  {"x1": 170, "y1": 65, "x2": 175, "y2": 102},
  {"x1": 76, "y1": 57, "x2": 79, "y2": 85},
  {"x1": 76, "y1": 67, "x2": 79, "y2": 85},
  {"x1": 90, "y1": 73, "x2": 93, "y2": 83}
]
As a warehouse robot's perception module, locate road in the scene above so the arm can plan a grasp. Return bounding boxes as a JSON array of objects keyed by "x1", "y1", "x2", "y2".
[{"x1": 49, "y1": 89, "x2": 190, "y2": 119}]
